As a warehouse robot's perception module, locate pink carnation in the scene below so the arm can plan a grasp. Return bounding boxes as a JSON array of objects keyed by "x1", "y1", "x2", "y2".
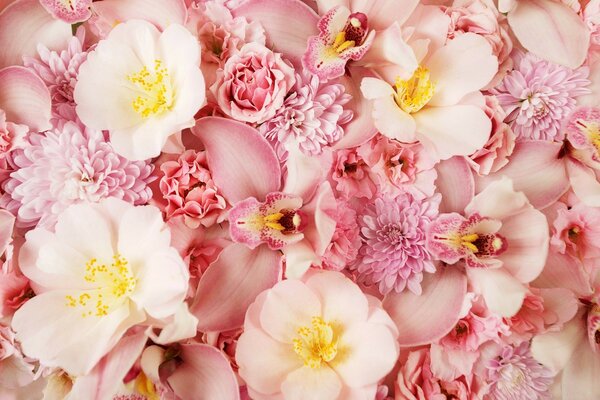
[
  {"x1": 212, "y1": 43, "x2": 295, "y2": 124},
  {"x1": 321, "y1": 200, "x2": 361, "y2": 271},
  {"x1": 351, "y1": 192, "x2": 439, "y2": 295},
  {"x1": 5, "y1": 122, "x2": 153, "y2": 228},
  {"x1": 24, "y1": 29, "x2": 88, "y2": 121},
  {"x1": 330, "y1": 147, "x2": 377, "y2": 199},
  {"x1": 491, "y1": 51, "x2": 591, "y2": 141},
  {"x1": 159, "y1": 150, "x2": 227, "y2": 228},
  {"x1": 0, "y1": 111, "x2": 26, "y2": 159},
  {"x1": 551, "y1": 201, "x2": 600, "y2": 264}
]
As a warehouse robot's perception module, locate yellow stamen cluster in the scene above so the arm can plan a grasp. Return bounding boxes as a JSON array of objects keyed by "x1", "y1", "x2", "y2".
[
  {"x1": 66, "y1": 254, "x2": 136, "y2": 318},
  {"x1": 135, "y1": 372, "x2": 160, "y2": 400},
  {"x1": 263, "y1": 212, "x2": 286, "y2": 231},
  {"x1": 394, "y1": 66, "x2": 435, "y2": 114},
  {"x1": 128, "y1": 59, "x2": 174, "y2": 118},
  {"x1": 576, "y1": 119, "x2": 600, "y2": 154},
  {"x1": 332, "y1": 31, "x2": 355, "y2": 54},
  {"x1": 459, "y1": 233, "x2": 479, "y2": 253},
  {"x1": 293, "y1": 316, "x2": 338, "y2": 369}
]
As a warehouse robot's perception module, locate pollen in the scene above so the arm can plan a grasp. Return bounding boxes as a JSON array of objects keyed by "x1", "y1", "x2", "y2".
[
  {"x1": 394, "y1": 66, "x2": 435, "y2": 114},
  {"x1": 575, "y1": 119, "x2": 600, "y2": 154},
  {"x1": 66, "y1": 254, "x2": 136, "y2": 317},
  {"x1": 127, "y1": 59, "x2": 174, "y2": 118},
  {"x1": 293, "y1": 316, "x2": 338, "y2": 369}
]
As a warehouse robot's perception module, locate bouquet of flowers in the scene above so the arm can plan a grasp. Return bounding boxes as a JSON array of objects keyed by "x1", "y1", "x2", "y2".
[{"x1": 0, "y1": 0, "x2": 599, "y2": 398}]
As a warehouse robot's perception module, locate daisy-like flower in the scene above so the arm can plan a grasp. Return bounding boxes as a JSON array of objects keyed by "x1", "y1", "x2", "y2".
[
  {"x1": 74, "y1": 19, "x2": 205, "y2": 160},
  {"x1": 486, "y1": 342, "x2": 553, "y2": 400},
  {"x1": 491, "y1": 51, "x2": 591, "y2": 141},
  {"x1": 352, "y1": 192, "x2": 439, "y2": 295},
  {"x1": 260, "y1": 73, "x2": 353, "y2": 157},
  {"x1": 24, "y1": 29, "x2": 88, "y2": 121},
  {"x1": 11, "y1": 198, "x2": 192, "y2": 376},
  {"x1": 5, "y1": 121, "x2": 153, "y2": 228}
]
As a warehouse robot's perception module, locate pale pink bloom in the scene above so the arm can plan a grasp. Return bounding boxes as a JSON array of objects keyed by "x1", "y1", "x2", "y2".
[
  {"x1": 212, "y1": 42, "x2": 295, "y2": 124},
  {"x1": 352, "y1": 192, "x2": 439, "y2": 295},
  {"x1": 358, "y1": 137, "x2": 437, "y2": 199},
  {"x1": 0, "y1": 324, "x2": 37, "y2": 390},
  {"x1": 24, "y1": 29, "x2": 88, "y2": 121},
  {"x1": 467, "y1": 95, "x2": 515, "y2": 175},
  {"x1": 564, "y1": 106, "x2": 600, "y2": 162},
  {"x1": 38, "y1": 0, "x2": 92, "y2": 23},
  {"x1": 236, "y1": 271, "x2": 399, "y2": 400},
  {"x1": 5, "y1": 121, "x2": 153, "y2": 229},
  {"x1": 321, "y1": 200, "x2": 360, "y2": 271},
  {"x1": 330, "y1": 147, "x2": 377, "y2": 199},
  {"x1": 260, "y1": 73, "x2": 353, "y2": 156},
  {"x1": 585, "y1": 0, "x2": 600, "y2": 50},
  {"x1": 12, "y1": 198, "x2": 193, "y2": 375},
  {"x1": 158, "y1": 150, "x2": 227, "y2": 229},
  {"x1": 491, "y1": 51, "x2": 590, "y2": 141},
  {"x1": 445, "y1": 0, "x2": 513, "y2": 85},
  {"x1": 361, "y1": 33, "x2": 497, "y2": 160},
  {"x1": 486, "y1": 342, "x2": 553, "y2": 399},
  {"x1": 551, "y1": 201, "x2": 600, "y2": 263},
  {"x1": 428, "y1": 178, "x2": 549, "y2": 317},
  {"x1": 0, "y1": 110, "x2": 27, "y2": 158}
]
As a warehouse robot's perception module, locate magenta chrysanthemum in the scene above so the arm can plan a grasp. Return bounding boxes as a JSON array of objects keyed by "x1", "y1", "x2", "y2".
[
  {"x1": 351, "y1": 192, "x2": 439, "y2": 295},
  {"x1": 23, "y1": 30, "x2": 88, "y2": 121},
  {"x1": 486, "y1": 342, "x2": 553, "y2": 400},
  {"x1": 5, "y1": 122, "x2": 153, "y2": 228},
  {"x1": 491, "y1": 51, "x2": 590, "y2": 141},
  {"x1": 260, "y1": 73, "x2": 353, "y2": 156}
]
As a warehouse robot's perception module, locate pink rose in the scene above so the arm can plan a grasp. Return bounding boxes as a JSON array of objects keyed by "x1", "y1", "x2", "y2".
[
  {"x1": 212, "y1": 43, "x2": 295, "y2": 123},
  {"x1": 159, "y1": 150, "x2": 227, "y2": 229},
  {"x1": 467, "y1": 96, "x2": 516, "y2": 175}
]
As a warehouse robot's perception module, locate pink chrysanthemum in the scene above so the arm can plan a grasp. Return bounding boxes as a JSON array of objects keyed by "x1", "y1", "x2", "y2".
[
  {"x1": 260, "y1": 73, "x2": 353, "y2": 157},
  {"x1": 486, "y1": 342, "x2": 553, "y2": 400},
  {"x1": 491, "y1": 51, "x2": 590, "y2": 141},
  {"x1": 5, "y1": 122, "x2": 153, "y2": 228},
  {"x1": 23, "y1": 29, "x2": 88, "y2": 121},
  {"x1": 351, "y1": 193, "x2": 439, "y2": 295}
]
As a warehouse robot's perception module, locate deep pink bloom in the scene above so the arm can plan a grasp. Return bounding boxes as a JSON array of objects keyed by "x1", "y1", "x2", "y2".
[
  {"x1": 486, "y1": 342, "x2": 553, "y2": 400},
  {"x1": 491, "y1": 51, "x2": 590, "y2": 141},
  {"x1": 0, "y1": 110, "x2": 26, "y2": 159},
  {"x1": 352, "y1": 192, "x2": 439, "y2": 295},
  {"x1": 24, "y1": 29, "x2": 88, "y2": 121},
  {"x1": 551, "y1": 201, "x2": 600, "y2": 263},
  {"x1": 321, "y1": 200, "x2": 360, "y2": 271},
  {"x1": 330, "y1": 147, "x2": 377, "y2": 199},
  {"x1": 159, "y1": 150, "x2": 227, "y2": 228},
  {"x1": 260, "y1": 73, "x2": 353, "y2": 156},
  {"x1": 5, "y1": 122, "x2": 153, "y2": 228}
]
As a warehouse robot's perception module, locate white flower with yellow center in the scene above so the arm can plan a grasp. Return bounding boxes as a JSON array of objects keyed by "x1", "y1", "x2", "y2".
[
  {"x1": 11, "y1": 198, "x2": 191, "y2": 376},
  {"x1": 74, "y1": 19, "x2": 205, "y2": 161}
]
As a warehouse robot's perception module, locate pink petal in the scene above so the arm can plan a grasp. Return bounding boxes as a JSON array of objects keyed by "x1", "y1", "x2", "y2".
[
  {"x1": 0, "y1": 0, "x2": 71, "y2": 69},
  {"x1": 414, "y1": 104, "x2": 490, "y2": 161},
  {"x1": 350, "y1": 0, "x2": 419, "y2": 30},
  {"x1": 531, "y1": 317, "x2": 585, "y2": 373},
  {"x1": 90, "y1": 0, "x2": 187, "y2": 32},
  {"x1": 566, "y1": 157, "x2": 600, "y2": 207},
  {"x1": 191, "y1": 243, "x2": 281, "y2": 332},
  {"x1": 383, "y1": 266, "x2": 467, "y2": 347},
  {"x1": 333, "y1": 67, "x2": 378, "y2": 149},
  {"x1": 0, "y1": 66, "x2": 51, "y2": 132},
  {"x1": 282, "y1": 241, "x2": 320, "y2": 279},
  {"x1": 281, "y1": 365, "x2": 342, "y2": 400},
  {"x1": 39, "y1": 0, "x2": 92, "y2": 23},
  {"x1": 477, "y1": 140, "x2": 569, "y2": 209},
  {"x1": 233, "y1": 0, "x2": 319, "y2": 65},
  {"x1": 301, "y1": 182, "x2": 337, "y2": 257},
  {"x1": 192, "y1": 117, "x2": 281, "y2": 203},
  {"x1": 357, "y1": 22, "x2": 417, "y2": 76},
  {"x1": 467, "y1": 267, "x2": 526, "y2": 317},
  {"x1": 507, "y1": 0, "x2": 590, "y2": 68},
  {"x1": 533, "y1": 251, "x2": 594, "y2": 297},
  {"x1": 466, "y1": 177, "x2": 530, "y2": 221},
  {"x1": 67, "y1": 331, "x2": 148, "y2": 400},
  {"x1": 282, "y1": 148, "x2": 333, "y2": 202},
  {"x1": 435, "y1": 156, "x2": 474, "y2": 214},
  {"x1": 167, "y1": 343, "x2": 240, "y2": 400},
  {"x1": 0, "y1": 209, "x2": 14, "y2": 257},
  {"x1": 561, "y1": 337, "x2": 600, "y2": 399},
  {"x1": 427, "y1": 33, "x2": 498, "y2": 107}
]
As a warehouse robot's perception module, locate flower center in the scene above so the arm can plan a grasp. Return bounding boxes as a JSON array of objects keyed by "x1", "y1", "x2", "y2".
[
  {"x1": 587, "y1": 303, "x2": 600, "y2": 350},
  {"x1": 65, "y1": 254, "x2": 136, "y2": 318},
  {"x1": 127, "y1": 59, "x2": 174, "y2": 118},
  {"x1": 575, "y1": 119, "x2": 600, "y2": 156},
  {"x1": 394, "y1": 66, "x2": 435, "y2": 114},
  {"x1": 330, "y1": 13, "x2": 368, "y2": 54},
  {"x1": 457, "y1": 232, "x2": 507, "y2": 257},
  {"x1": 262, "y1": 209, "x2": 303, "y2": 234},
  {"x1": 293, "y1": 316, "x2": 338, "y2": 369}
]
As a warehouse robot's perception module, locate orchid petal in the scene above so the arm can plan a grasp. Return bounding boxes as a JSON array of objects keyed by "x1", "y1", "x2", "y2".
[
  {"x1": 467, "y1": 267, "x2": 526, "y2": 317},
  {"x1": 283, "y1": 148, "x2": 333, "y2": 202},
  {"x1": 350, "y1": 0, "x2": 419, "y2": 30},
  {"x1": 39, "y1": 0, "x2": 92, "y2": 23},
  {"x1": 531, "y1": 317, "x2": 585, "y2": 373},
  {"x1": 233, "y1": 0, "x2": 319, "y2": 65},
  {"x1": 167, "y1": 344, "x2": 240, "y2": 400},
  {"x1": 533, "y1": 251, "x2": 594, "y2": 297},
  {"x1": 301, "y1": 182, "x2": 337, "y2": 257},
  {"x1": 566, "y1": 158, "x2": 600, "y2": 207},
  {"x1": 477, "y1": 140, "x2": 569, "y2": 209},
  {"x1": 561, "y1": 337, "x2": 600, "y2": 399},
  {"x1": 383, "y1": 266, "x2": 467, "y2": 347},
  {"x1": 282, "y1": 241, "x2": 320, "y2": 279},
  {"x1": 90, "y1": 0, "x2": 187, "y2": 33},
  {"x1": 434, "y1": 156, "x2": 474, "y2": 214},
  {"x1": 191, "y1": 243, "x2": 281, "y2": 332},
  {"x1": 192, "y1": 117, "x2": 281, "y2": 203},
  {"x1": 507, "y1": 0, "x2": 590, "y2": 68},
  {"x1": 357, "y1": 23, "x2": 418, "y2": 77},
  {"x1": 0, "y1": 0, "x2": 71, "y2": 69}
]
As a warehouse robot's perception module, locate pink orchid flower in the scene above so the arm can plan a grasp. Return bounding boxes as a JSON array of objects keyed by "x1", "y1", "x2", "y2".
[
  {"x1": 38, "y1": 0, "x2": 92, "y2": 23},
  {"x1": 189, "y1": 117, "x2": 336, "y2": 333}
]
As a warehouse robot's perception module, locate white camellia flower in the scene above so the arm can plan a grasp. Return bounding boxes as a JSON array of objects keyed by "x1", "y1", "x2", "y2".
[
  {"x1": 11, "y1": 198, "x2": 193, "y2": 376},
  {"x1": 74, "y1": 19, "x2": 205, "y2": 161}
]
